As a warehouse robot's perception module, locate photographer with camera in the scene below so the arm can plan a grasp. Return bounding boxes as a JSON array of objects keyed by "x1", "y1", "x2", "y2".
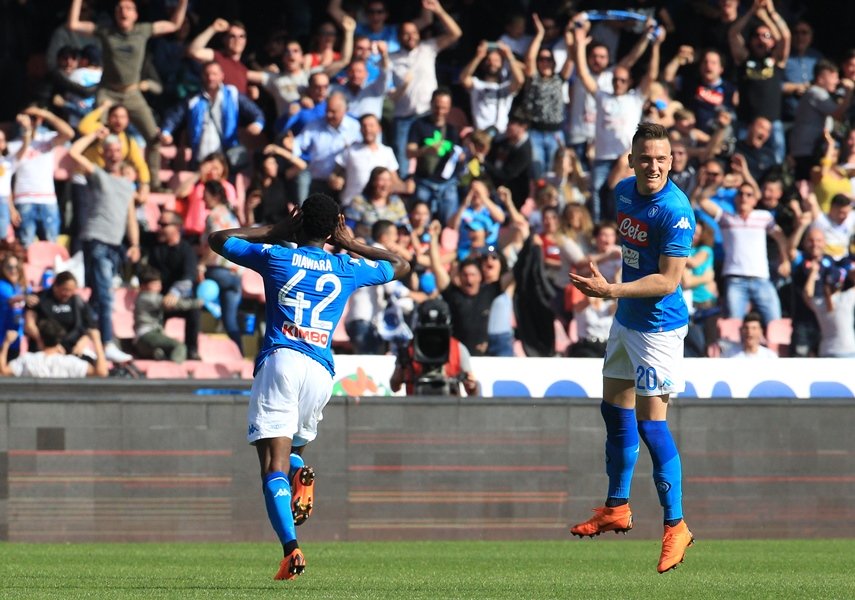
[{"x1": 389, "y1": 297, "x2": 479, "y2": 396}]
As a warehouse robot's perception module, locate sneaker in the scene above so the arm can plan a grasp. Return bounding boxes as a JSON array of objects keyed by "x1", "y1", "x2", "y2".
[
  {"x1": 657, "y1": 520, "x2": 694, "y2": 573},
  {"x1": 570, "y1": 504, "x2": 633, "y2": 537},
  {"x1": 291, "y1": 466, "x2": 314, "y2": 526},
  {"x1": 104, "y1": 342, "x2": 133, "y2": 363},
  {"x1": 273, "y1": 548, "x2": 306, "y2": 580}
]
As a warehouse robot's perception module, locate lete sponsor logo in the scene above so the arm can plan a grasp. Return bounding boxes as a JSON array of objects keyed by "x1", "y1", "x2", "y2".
[{"x1": 618, "y1": 215, "x2": 649, "y2": 246}]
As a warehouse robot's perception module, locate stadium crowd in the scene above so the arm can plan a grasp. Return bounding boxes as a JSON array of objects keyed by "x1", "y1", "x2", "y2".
[{"x1": 1, "y1": 0, "x2": 854, "y2": 379}]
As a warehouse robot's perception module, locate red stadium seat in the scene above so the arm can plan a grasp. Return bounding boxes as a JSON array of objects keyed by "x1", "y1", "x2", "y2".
[
  {"x1": 717, "y1": 318, "x2": 742, "y2": 343},
  {"x1": 26, "y1": 240, "x2": 70, "y2": 275},
  {"x1": 187, "y1": 361, "x2": 239, "y2": 379},
  {"x1": 242, "y1": 269, "x2": 265, "y2": 302},
  {"x1": 197, "y1": 334, "x2": 243, "y2": 363},
  {"x1": 766, "y1": 318, "x2": 792, "y2": 357},
  {"x1": 142, "y1": 361, "x2": 189, "y2": 379}
]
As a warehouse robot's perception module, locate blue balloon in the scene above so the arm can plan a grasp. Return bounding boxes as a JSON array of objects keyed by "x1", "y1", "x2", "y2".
[
  {"x1": 420, "y1": 272, "x2": 437, "y2": 294},
  {"x1": 196, "y1": 279, "x2": 222, "y2": 319}
]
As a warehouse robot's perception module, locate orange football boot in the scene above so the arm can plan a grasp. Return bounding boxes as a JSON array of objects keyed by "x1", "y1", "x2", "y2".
[
  {"x1": 657, "y1": 520, "x2": 695, "y2": 573},
  {"x1": 291, "y1": 466, "x2": 315, "y2": 526},
  {"x1": 274, "y1": 548, "x2": 306, "y2": 580},
  {"x1": 570, "y1": 504, "x2": 634, "y2": 537}
]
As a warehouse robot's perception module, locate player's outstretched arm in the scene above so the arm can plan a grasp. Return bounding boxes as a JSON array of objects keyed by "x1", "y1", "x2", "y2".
[
  {"x1": 570, "y1": 255, "x2": 687, "y2": 299},
  {"x1": 331, "y1": 215, "x2": 411, "y2": 280}
]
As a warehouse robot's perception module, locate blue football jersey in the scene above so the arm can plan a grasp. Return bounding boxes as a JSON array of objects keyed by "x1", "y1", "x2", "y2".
[
  {"x1": 222, "y1": 238, "x2": 394, "y2": 375},
  {"x1": 613, "y1": 177, "x2": 695, "y2": 332}
]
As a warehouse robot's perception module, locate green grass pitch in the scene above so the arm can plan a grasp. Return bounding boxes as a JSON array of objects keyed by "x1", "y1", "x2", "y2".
[{"x1": 2, "y1": 539, "x2": 853, "y2": 599}]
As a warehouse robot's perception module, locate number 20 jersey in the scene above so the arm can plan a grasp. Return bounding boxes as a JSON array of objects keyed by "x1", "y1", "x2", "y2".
[
  {"x1": 222, "y1": 238, "x2": 394, "y2": 376},
  {"x1": 614, "y1": 177, "x2": 695, "y2": 333}
]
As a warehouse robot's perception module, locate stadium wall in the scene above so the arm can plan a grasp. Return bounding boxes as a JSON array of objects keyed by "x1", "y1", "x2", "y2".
[{"x1": 1, "y1": 379, "x2": 853, "y2": 543}]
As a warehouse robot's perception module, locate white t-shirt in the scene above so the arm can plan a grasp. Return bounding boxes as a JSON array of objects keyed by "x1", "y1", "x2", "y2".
[
  {"x1": 815, "y1": 211, "x2": 855, "y2": 261},
  {"x1": 593, "y1": 89, "x2": 644, "y2": 160},
  {"x1": 717, "y1": 210, "x2": 776, "y2": 279},
  {"x1": 722, "y1": 344, "x2": 779, "y2": 359},
  {"x1": 469, "y1": 78, "x2": 516, "y2": 134},
  {"x1": 391, "y1": 39, "x2": 439, "y2": 117},
  {"x1": 568, "y1": 68, "x2": 614, "y2": 144},
  {"x1": 10, "y1": 133, "x2": 58, "y2": 205},
  {"x1": 10, "y1": 352, "x2": 90, "y2": 378},
  {"x1": 0, "y1": 154, "x2": 16, "y2": 197},
  {"x1": 335, "y1": 142, "x2": 399, "y2": 207}
]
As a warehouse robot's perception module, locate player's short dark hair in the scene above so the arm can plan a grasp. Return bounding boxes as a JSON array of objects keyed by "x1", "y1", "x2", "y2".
[
  {"x1": 632, "y1": 123, "x2": 670, "y2": 148},
  {"x1": 38, "y1": 319, "x2": 67, "y2": 348},
  {"x1": 300, "y1": 194, "x2": 340, "y2": 241}
]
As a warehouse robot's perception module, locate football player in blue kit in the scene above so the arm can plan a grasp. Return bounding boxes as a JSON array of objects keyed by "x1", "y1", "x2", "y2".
[
  {"x1": 568, "y1": 123, "x2": 697, "y2": 573},
  {"x1": 210, "y1": 194, "x2": 410, "y2": 580}
]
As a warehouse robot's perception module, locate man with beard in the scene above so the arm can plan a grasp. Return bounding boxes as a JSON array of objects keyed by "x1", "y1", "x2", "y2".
[{"x1": 459, "y1": 40, "x2": 525, "y2": 136}]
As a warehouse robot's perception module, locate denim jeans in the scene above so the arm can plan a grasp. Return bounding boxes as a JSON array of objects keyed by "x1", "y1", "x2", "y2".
[
  {"x1": 205, "y1": 266, "x2": 243, "y2": 352},
  {"x1": 16, "y1": 202, "x2": 60, "y2": 247},
  {"x1": 529, "y1": 128, "x2": 562, "y2": 181},
  {"x1": 345, "y1": 319, "x2": 385, "y2": 354},
  {"x1": 0, "y1": 197, "x2": 10, "y2": 241},
  {"x1": 590, "y1": 158, "x2": 616, "y2": 223},
  {"x1": 83, "y1": 239, "x2": 123, "y2": 343},
  {"x1": 393, "y1": 114, "x2": 418, "y2": 179},
  {"x1": 487, "y1": 331, "x2": 514, "y2": 357},
  {"x1": 414, "y1": 177, "x2": 459, "y2": 226},
  {"x1": 725, "y1": 275, "x2": 782, "y2": 325}
]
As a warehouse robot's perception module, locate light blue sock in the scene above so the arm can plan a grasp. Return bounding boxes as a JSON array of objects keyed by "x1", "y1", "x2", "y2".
[
  {"x1": 262, "y1": 471, "x2": 297, "y2": 546},
  {"x1": 601, "y1": 401, "x2": 640, "y2": 501},
  {"x1": 289, "y1": 452, "x2": 305, "y2": 482},
  {"x1": 638, "y1": 420, "x2": 683, "y2": 522}
]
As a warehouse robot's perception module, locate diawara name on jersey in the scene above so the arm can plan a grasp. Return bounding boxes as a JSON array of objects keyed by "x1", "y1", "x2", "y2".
[
  {"x1": 614, "y1": 177, "x2": 695, "y2": 333},
  {"x1": 221, "y1": 237, "x2": 394, "y2": 376}
]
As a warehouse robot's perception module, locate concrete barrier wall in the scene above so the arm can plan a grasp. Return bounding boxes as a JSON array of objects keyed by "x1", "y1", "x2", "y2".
[{"x1": 1, "y1": 379, "x2": 853, "y2": 542}]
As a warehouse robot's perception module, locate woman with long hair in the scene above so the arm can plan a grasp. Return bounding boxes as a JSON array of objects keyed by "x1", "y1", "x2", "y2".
[
  {"x1": 344, "y1": 166, "x2": 409, "y2": 240},
  {"x1": 175, "y1": 152, "x2": 239, "y2": 243},
  {"x1": 544, "y1": 146, "x2": 589, "y2": 206},
  {"x1": 245, "y1": 154, "x2": 294, "y2": 226},
  {"x1": 200, "y1": 180, "x2": 244, "y2": 352}
]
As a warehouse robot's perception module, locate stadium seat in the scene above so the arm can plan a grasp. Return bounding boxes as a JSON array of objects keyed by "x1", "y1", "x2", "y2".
[
  {"x1": 112, "y1": 308, "x2": 135, "y2": 340},
  {"x1": 187, "y1": 361, "x2": 239, "y2": 379},
  {"x1": 144, "y1": 199, "x2": 164, "y2": 231},
  {"x1": 26, "y1": 240, "x2": 70, "y2": 275},
  {"x1": 241, "y1": 269, "x2": 265, "y2": 302},
  {"x1": 197, "y1": 334, "x2": 243, "y2": 363},
  {"x1": 163, "y1": 316, "x2": 186, "y2": 342},
  {"x1": 554, "y1": 319, "x2": 570, "y2": 355},
  {"x1": 717, "y1": 317, "x2": 742, "y2": 343},
  {"x1": 766, "y1": 318, "x2": 792, "y2": 356},
  {"x1": 142, "y1": 361, "x2": 189, "y2": 379}
]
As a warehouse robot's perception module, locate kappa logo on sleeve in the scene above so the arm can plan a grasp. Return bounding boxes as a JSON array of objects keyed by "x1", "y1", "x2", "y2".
[{"x1": 672, "y1": 217, "x2": 692, "y2": 230}]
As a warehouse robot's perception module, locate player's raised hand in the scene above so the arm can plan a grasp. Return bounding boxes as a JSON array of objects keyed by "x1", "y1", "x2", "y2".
[
  {"x1": 331, "y1": 214, "x2": 356, "y2": 247},
  {"x1": 569, "y1": 261, "x2": 612, "y2": 298}
]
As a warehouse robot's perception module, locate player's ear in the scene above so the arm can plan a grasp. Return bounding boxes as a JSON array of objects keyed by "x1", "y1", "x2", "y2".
[{"x1": 627, "y1": 153, "x2": 634, "y2": 168}]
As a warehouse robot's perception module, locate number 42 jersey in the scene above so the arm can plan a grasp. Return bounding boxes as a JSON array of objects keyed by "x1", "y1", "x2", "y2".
[
  {"x1": 614, "y1": 177, "x2": 695, "y2": 333},
  {"x1": 222, "y1": 238, "x2": 394, "y2": 376}
]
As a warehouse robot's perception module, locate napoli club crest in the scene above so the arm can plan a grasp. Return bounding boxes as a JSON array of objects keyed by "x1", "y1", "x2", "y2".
[{"x1": 647, "y1": 206, "x2": 659, "y2": 218}]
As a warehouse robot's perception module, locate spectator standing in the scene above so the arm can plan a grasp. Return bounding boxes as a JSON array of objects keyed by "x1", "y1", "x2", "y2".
[
  {"x1": 459, "y1": 40, "x2": 525, "y2": 136},
  {"x1": 407, "y1": 88, "x2": 462, "y2": 225},
  {"x1": 522, "y1": 15, "x2": 574, "y2": 181},
  {"x1": 333, "y1": 41, "x2": 389, "y2": 119},
  {"x1": 734, "y1": 117, "x2": 777, "y2": 182},
  {"x1": 789, "y1": 61, "x2": 854, "y2": 182},
  {"x1": 802, "y1": 264, "x2": 855, "y2": 358},
  {"x1": 448, "y1": 180, "x2": 505, "y2": 260},
  {"x1": 67, "y1": 0, "x2": 190, "y2": 191},
  {"x1": 389, "y1": 0, "x2": 462, "y2": 179},
  {"x1": 573, "y1": 18, "x2": 664, "y2": 223},
  {"x1": 146, "y1": 210, "x2": 201, "y2": 361},
  {"x1": 782, "y1": 20, "x2": 823, "y2": 123},
  {"x1": 160, "y1": 61, "x2": 264, "y2": 168},
  {"x1": 788, "y1": 225, "x2": 831, "y2": 356},
  {"x1": 728, "y1": 0, "x2": 791, "y2": 164},
  {"x1": 67, "y1": 128, "x2": 140, "y2": 364},
  {"x1": 0, "y1": 119, "x2": 30, "y2": 240},
  {"x1": 187, "y1": 19, "x2": 253, "y2": 95},
  {"x1": 664, "y1": 47, "x2": 737, "y2": 136},
  {"x1": 10, "y1": 107, "x2": 73, "y2": 247},
  {"x1": 481, "y1": 114, "x2": 533, "y2": 210},
  {"x1": 245, "y1": 153, "x2": 294, "y2": 227},
  {"x1": 200, "y1": 181, "x2": 244, "y2": 352},
  {"x1": 173, "y1": 153, "x2": 238, "y2": 243},
  {"x1": 331, "y1": 113, "x2": 400, "y2": 207},
  {"x1": 292, "y1": 92, "x2": 362, "y2": 200}
]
